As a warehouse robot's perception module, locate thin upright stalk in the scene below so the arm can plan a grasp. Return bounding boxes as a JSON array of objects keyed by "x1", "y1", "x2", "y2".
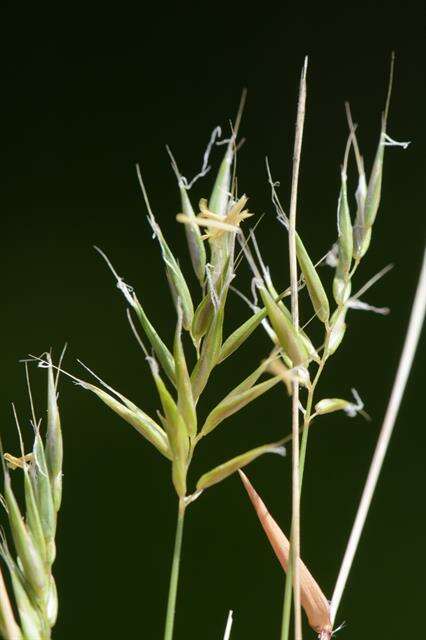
[
  {"x1": 164, "y1": 499, "x2": 186, "y2": 640},
  {"x1": 281, "y1": 56, "x2": 308, "y2": 640},
  {"x1": 280, "y1": 357, "x2": 326, "y2": 640},
  {"x1": 223, "y1": 610, "x2": 234, "y2": 640},
  {"x1": 330, "y1": 249, "x2": 426, "y2": 624}
]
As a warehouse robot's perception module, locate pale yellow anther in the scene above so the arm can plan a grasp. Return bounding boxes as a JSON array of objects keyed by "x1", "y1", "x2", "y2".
[
  {"x1": 177, "y1": 195, "x2": 253, "y2": 241},
  {"x1": 4, "y1": 452, "x2": 33, "y2": 470}
]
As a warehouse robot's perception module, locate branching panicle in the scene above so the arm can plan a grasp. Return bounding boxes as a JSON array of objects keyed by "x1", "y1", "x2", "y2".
[{"x1": 48, "y1": 58, "x2": 416, "y2": 640}]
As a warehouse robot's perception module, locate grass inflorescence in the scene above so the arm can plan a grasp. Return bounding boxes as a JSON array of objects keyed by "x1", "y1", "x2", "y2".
[
  {"x1": 8, "y1": 55, "x2": 424, "y2": 640},
  {"x1": 0, "y1": 355, "x2": 63, "y2": 640}
]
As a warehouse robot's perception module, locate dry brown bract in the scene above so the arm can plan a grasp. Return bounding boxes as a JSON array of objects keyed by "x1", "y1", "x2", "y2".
[{"x1": 239, "y1": 470, "x2": 332, "y2": 639}]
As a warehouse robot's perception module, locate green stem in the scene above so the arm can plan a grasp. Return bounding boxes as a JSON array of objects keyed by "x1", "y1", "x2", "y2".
[
  {"x1": 280, "y1": 356, "x2": 327, "y2": 640},
  {"x1": 280, "y1": 557, "x2": 293, "y2": 640},
  {"x1": 164, "y1": 499, "x2": 186, "y2": 640}
]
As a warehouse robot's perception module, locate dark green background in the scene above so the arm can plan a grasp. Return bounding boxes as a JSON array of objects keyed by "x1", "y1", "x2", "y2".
[{"x1": 2, "y1": 3, "x2": 425, "y2": 638}]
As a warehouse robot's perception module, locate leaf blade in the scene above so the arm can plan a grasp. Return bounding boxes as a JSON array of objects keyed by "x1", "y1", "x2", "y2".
[
  {"x1": 196, "y1": 440, "x2": 285, "y2": 491},
  {"x1": 81, "y1": 381, "x2": 172, "y2": 460},
  {"x1": 200, "y1": 373, "x2": 281, "y2": 437}
]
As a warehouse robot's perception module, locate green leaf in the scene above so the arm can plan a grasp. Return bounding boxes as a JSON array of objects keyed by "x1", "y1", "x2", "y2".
[
  {"x1": 179, "y1": 185, "x2": 206, "y2": 284},
  {"x1": 23, "y1": 468, "x2": 47, "y2": 566},
  {"x1": 333, "y1": 170, "x2": 353, "y2": 305},
  {"x1": 174, "y1": 308, "x2": 197, "y2": 438},
  {"x1": 208, "y1": 144, "x2": 240, "y2": 282},
  {"x1": 45, "y1": 356, "x2": 63, "y2": 512},
  {"x1": 132, "y1": 295, "x2": 176, "y2": 384},
  {"x1": 0, "y1": 547, "x2": 40, "y2": 640},
  {"x1": 265, "y1": 213, "x2": 328, "y2": 323},
  {"x1": 196, "y1": 440, "x2": 285, "y2": 491},
  {"x1": 190, "y1": 285, "x2": 229, "y2": 401},
  {"x1": 200, "y1": 373, "x2": 281, "y2": 437},
  {"x1": 218, "y1": 307, "x2": 267, "y2": 363},
  {"x1": 191, "y1": 291, "x2": 214, "y2": 346},
  {"x1": 222, "y1": 359, "x2": 273, "y2": 399},
  {"x1": 81, "y1": 381, "x2": 172, "y2": 460},
  {"x1": 209, "y1": 144, "x2": 233, "y2": 217},
  {"x1": 314, "y1": 398, "x2": 351, "y2": 415},
  {"x1": 2, "y1": 471, "x2": 47, "y2": 599},
  {"x1": 12, "y1": 570, "x2": 43, "y2": 639},
  {"x1": 151, "y1": 372, "x2": 189, "y2": 497},
  {"x1": 148, "y1": 215, "x2": 194, "y2": 331},
  {"x1": 352, "y1": 168, "x2": 368, "y2": 261},
  {"x1": 46, "y1": 576, "x2": 58, "y2": 627},
  {"x1": 364, "y1": 129, "x2": 385, "y2": 230},
  {"x1": 218, "y1": 285, "x2": 312, "y2": 365},
  {"x1": 326, "y1": 306, "x2": 347, "y2": 356},
  {"x1": 295, "y1": 234, "x2": 329, "y2": 323},
  {"x1": 298, "y1": 330, "x2": 320, "y2": 364},
  {"x1": 32, "y1": 433, "x2": 56, "y2": 564},
  {"x1": 259, "y1": 286, "x2": 308, "y2": 366}
]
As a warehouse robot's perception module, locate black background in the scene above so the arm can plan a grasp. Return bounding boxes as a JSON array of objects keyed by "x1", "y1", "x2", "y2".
[{"x1": 1, "y1": 2, "x2": 425, "y2": 638}]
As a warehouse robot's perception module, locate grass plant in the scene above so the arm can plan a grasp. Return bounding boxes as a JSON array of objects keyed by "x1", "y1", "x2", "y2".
[
  {"x1": 0, "y1": 355, "x2": 63, "y2": 640},
  {"x1": 69, "y1": 55, "x2": 421, "y2": 640},
  {"x1": 2, "y1": 56, "x2": 424, "y2": 640}
]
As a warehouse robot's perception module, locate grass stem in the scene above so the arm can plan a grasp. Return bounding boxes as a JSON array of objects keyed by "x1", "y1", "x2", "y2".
[
  {"x1": 284, "y1": 56, "x2": 308, "y2": 640},
  {"x1": 164, "y1": 499, "x2": 186, "y2": 640},
  {"x1": 280, "y1": 356, "x2": 326, "y2": 640},
  {"x1": 330, "y1": 248, "x2": 426, "y2": 625}
]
